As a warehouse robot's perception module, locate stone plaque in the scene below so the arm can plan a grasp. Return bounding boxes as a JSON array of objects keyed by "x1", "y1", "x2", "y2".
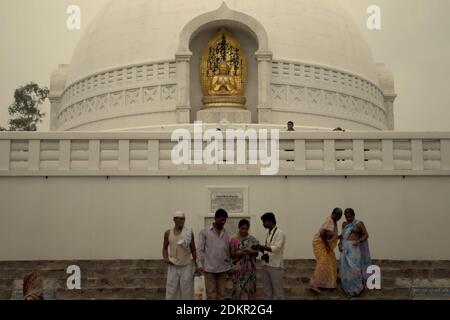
[{"x1": 210, "y1": 191, "x2": 244, "y2": 214}]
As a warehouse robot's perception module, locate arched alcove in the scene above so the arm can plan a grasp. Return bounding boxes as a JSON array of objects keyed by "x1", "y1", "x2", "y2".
[
  {"x1": 175, "y1": 2, "x2": 273, "y2": 124},
  {"x1": 189, "y1": 22, "x2": 259, "y2": 123}
]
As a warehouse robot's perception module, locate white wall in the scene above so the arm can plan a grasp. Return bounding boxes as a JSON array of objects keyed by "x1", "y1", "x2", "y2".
[{"x1": 1, "y1": 176, "x2": 449, "y2": 261}]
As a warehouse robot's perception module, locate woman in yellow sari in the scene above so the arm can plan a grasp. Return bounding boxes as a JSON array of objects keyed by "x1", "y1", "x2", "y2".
[{"x1": 309, "y1": 208, "x2": 343, "y2": 293}]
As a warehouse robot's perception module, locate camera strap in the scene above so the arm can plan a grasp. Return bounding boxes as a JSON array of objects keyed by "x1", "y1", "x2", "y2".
[{"x1": 265, "y1": 227, "x2": 278, "y2": 247}]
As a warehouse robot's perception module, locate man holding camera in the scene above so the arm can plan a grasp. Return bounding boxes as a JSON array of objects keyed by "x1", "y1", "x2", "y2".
[{"x1": 252, "y1": 212, "x2": 286, "y2": 300}]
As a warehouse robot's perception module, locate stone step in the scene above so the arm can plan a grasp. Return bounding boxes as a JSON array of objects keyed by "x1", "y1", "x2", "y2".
[
  {"x1": 1, "y1": 267, "x2": 447, "y2": 282},
  {"x1": 52, "y1": 286, "x2": 416, "y2": 300},
  {"x1": 55, "y1": 288, "x2": 165, "y2": 300},
  {"x1": 2, "y1": 260, "x2": 449, "y2": 300},
  {"x1": 6, "y1": 275, "x2": 449, "y2": 291},
  {"x1": 1, "y1": 259, "x2": 449, "y2": 270},
  {"x1": 0, "y1": 263, "x2": 445, "y2": 274},
  {"x1": 0, "y1": 290, "x2": 11, "y2": 300},
  {"x1": 0, "y1": 267, "x2": 450, "y2": 279},
  {"x1": 7, "y1": 286, "x2": 450, "y2": 300}
]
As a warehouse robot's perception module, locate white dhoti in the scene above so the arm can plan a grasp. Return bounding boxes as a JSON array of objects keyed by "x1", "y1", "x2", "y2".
[{"x1": 165, "y1": 263, "x2": 194, "y2": 300}]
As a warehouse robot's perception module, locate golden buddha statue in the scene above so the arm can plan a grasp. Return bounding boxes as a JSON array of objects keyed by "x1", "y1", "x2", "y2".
[
  {"x1": 200, "y1": 29, "x2": 247, "y2": 109},
  {"x1": 208, "y1": 61, "x2": 238, "y2": 95}
]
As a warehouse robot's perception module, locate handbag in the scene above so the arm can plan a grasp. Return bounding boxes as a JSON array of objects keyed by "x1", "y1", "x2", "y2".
[{"x1": 194, "y1": 275, "x2": 206, "y2": 300}]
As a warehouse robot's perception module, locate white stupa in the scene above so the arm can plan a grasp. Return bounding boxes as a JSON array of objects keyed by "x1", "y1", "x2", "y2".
[
  {"x1": 49, "y1": 0, "x2": 396, "y2": 132},
  {"x1": 2, "y1": 0, "x2": 450, "y2": 265}
]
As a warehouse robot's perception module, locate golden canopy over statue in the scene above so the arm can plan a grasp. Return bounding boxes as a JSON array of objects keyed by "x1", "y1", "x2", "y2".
[{"x1": 201, "y1": 29, "x2": 247, "y2": 109}]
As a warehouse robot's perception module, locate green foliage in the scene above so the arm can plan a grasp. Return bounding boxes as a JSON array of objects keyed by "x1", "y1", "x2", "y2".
[{"x1": 5, "y1": 82, "x2": 49, "y2": 131}]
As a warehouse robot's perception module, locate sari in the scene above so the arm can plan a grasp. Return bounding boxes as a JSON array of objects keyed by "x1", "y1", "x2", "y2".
[
  {"x1": 230, "y1": 235, "x2": 258, "y2": 300},
  {"x1": 310, "y1": 216, "x2": 339, "y2": 289},
  {"x1": 23, "y1": 272, "x2": 44, "y2": 300},
  {"x1": 340, "y1": 220, "x2": 372, "y2": 297}
]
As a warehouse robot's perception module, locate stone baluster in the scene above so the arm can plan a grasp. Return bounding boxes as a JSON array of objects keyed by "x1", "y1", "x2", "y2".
[
  {"x1": 411, "y1": 139, "x2": 424, "y2": 171},
  {"x1": 118, "y1": 140, "x2": 130, "y2": 171},
  {"x1": 382, "y1": 139, "x2": 394, "y2": 170},
  {"x1": 441, "y1": 139, "x2": 450, "y2": 170},
  {"x1": 353, "y1": 139, "x2": 365, "y2": 171},
  {"x1": 295, "y1": 140, "x2": 306, "y2": 171},
  {"x1": 28, "y1": 140, "x2": 41, "y2": 171},
  {"x1": 88, "y1": 140, "x2": 100, "y2": 171},
  {"x1": 59, "y1": 140, "x2": 71, "y2": 171},
  {"x1": 323, "y1": 140, "x2": 336, "y2": 171},
  {"x1": 0, "y1": 140, "x2": 11, "y2": 171},
  {"x1": 148, "y1": 140, "x2": 160, "y2": 171}
]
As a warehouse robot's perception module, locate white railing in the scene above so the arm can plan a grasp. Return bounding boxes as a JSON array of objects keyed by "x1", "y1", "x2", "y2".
[
  {"x1": 56, "y1": 60, "x2": 178, "y2": 130},
  {"x1": 0, "y1": 132, "x2": 450, "y2": 176}
]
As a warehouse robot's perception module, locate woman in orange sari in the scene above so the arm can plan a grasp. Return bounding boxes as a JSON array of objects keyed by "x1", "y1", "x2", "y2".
[
  {"x1": 309, "y1": 208, "x2": 343, "y2": 293},
  {"x1": 23, "y1": 272, "x2": 44, "y2": 300}
]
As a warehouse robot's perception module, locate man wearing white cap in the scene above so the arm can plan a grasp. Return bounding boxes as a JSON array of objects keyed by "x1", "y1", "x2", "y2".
[{"x1": 163, "y1": 211, "x2": 197, "y2": 300}]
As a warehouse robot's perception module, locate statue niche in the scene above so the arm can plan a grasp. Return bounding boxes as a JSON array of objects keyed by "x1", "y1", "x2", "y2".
[{"x1": 201, "y1": 29, "x2": 247, "y2": 109}]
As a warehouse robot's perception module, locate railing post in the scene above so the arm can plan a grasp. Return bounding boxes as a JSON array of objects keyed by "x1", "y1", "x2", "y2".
[
  {"x1": 88, "y1": 140, "x2": 100, "y2": 171},
  {"x1": 0, "y1": 140, "x2": 11, "y2": 171},
  {"x1": 148, "y1": 140, "x2": 159, "y2": 171},
  {"x1": 175, "y1": 53, "x2": 192, "y2": 123},
  {"x1": 441, "y1": 139, "x2": 450, "y2": 170},
  {"x1": 28, "y1": 140, "x2": 41, "y2": 171},
  {"x1": 353, "y1": 140, "x2": 365, "y2": 171},
  {"x1": 382, "y1": 139, "x2": 394, "y2": 170},
  {"x1": 59, "y1": 140, "x2": 71, "y2": 171},
  {"x1": 323, "y1": 140, "x2": 335, "y2": 170},
  {"x1": 118, "y1": 140, "x2": 130, "y2": 171},
  {"x1": 411, "y1": 139, "x2": 424, "y2": 170},
  {"x1": 295, "y1": 140, "x2": 306, "y2": 170}
]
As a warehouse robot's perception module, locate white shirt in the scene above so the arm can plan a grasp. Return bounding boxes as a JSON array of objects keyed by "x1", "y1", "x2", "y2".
[{"x1": 262, "y1": 227, "x2": 286, "y2": 269}]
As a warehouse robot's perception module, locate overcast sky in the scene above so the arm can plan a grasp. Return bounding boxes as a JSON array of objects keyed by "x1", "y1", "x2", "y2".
[{"x1": 1, "y1": 0, "x2": 449, "y2": 131}]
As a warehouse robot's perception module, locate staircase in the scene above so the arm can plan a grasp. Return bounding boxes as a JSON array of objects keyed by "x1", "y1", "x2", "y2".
[{"x1": 1, "y1": 260, "x2": 449, "y2": 300}]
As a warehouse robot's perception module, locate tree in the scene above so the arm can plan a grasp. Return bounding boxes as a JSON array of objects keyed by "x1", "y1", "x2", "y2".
[{"x1": 6, "y1": 83, "x2": 49, "y2": 131}]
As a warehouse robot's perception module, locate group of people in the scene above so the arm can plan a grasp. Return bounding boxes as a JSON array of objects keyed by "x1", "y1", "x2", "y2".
[
  {"x1": 164, "y1": 207, "x2": 371, "y2": 300},
  {"x1": 163, "y1": 209, "x2": 286, "y2": 300},
  {"x1": 20, "y1": 207, "x2": 370, "y2": 301},
  {"x1": 309, "y1": 208, "x2": 372, "y2": 298}
]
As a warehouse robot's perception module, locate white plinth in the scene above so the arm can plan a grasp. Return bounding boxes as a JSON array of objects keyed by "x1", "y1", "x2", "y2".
[{"x1": 197, "y1": 108, "x2": 252, "y2": 123}]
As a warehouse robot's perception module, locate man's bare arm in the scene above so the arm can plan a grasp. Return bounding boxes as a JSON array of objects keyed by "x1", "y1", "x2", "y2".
[{"x1": 162, "y1": 230, "x2": 171, "y2": 264}]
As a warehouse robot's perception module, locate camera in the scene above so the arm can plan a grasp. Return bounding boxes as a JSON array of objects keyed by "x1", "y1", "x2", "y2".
[{"x1": 261, "y1": 253, "x2": 270, "y2": 263}]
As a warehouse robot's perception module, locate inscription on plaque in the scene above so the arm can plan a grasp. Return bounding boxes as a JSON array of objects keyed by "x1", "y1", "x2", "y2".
[{"x1": 210, "y1": 191, "x2": 244, "y2": 213}]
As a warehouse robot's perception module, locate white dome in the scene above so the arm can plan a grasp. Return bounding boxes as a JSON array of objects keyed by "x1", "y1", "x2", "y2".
[
  {"x1": 67, "y1": 0, "x2": 379, "y2": 86},
  {"x1": 52, "y1": 0, "x2": 394, "y2": 132}
]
